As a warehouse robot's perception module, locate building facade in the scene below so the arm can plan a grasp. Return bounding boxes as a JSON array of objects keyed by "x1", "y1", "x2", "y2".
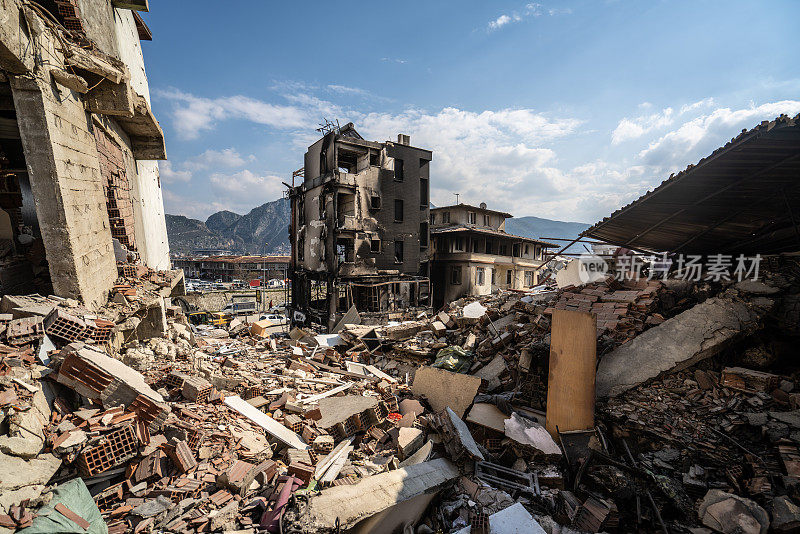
[
  {"x1": 288, "y1": 124, "x2": 431, "y2": 329},
  {"x1": 172, "y1": 255, "x2": 290, "y2": 283},
  {"x1": 430, "y1": 203, "x2": 556, "y2": 307},
  {"x1": 0, "y1": 0, "x2": 169, "y2": 308}
]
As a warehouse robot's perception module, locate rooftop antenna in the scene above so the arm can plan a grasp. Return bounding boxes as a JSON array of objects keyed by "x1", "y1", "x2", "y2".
[
  {"x1": 455, "y1": 193, "x2": 460, "y2": 204},
  {"x1": 316, "y1": 118, "x2": 341, "y2": 135}
]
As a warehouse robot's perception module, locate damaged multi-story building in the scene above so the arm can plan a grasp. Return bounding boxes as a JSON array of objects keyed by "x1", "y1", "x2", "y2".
[
  {"x1": 430, "y1": 203, "x2": 556, "y2": 307},
  {"x1": 288, "y1": 123, "x2": 431, "y2": 330},
  {"x1": 0, "y1": 0, "x2": 169, "y2": 309}
]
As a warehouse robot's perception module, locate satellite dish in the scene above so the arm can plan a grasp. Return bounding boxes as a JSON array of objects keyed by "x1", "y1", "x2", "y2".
[{"x1": 479, "y1": 202, "x2": 487, "y2": 209}]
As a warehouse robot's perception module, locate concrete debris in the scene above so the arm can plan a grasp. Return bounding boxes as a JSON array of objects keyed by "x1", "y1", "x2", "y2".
[
  {"x1": 504, "y1": 412, "x2": 562, "y2": 457},
  {"x1": 698, "y1": 489, "x2": 769, "y2": 534}
]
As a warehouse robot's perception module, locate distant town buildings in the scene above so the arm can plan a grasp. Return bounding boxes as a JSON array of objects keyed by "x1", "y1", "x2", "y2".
[
  {"x1": 430, "y1": 203, "x2": 556, "y2": 307},
  {"x1": 172, "y1": 255, "x2": 290, "y2": 283}
]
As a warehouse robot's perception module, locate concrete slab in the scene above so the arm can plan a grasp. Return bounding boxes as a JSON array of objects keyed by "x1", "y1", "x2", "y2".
[
  {"x1": 596, "y1": 296, "x2": 772, "y2": 398},
  {"x1": 411, "y1": 366, "x2": 481, "y2": 418},
  {"x1": 454, "y1": 503, "x2": 546, "y2": 534}
]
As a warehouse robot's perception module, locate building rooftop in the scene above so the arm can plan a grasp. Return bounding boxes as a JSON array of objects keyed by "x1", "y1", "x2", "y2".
[
  {"x1": 431, "y1": 225, "x2": 558, "y2": 248},
  {"x1": 431, "y1": 203, "x2": 513, "y2": 219},
  {"x1": 176, "y1": 255, "x2": 290, "y2": 264}
]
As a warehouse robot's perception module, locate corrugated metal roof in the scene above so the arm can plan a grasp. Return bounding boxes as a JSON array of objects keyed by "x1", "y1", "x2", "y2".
[{"x1": 583, "y1": 113, "x2": 800, "y2": 255}]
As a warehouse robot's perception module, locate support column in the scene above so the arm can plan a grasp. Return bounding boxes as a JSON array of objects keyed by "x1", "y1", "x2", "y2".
[{"x1": 10, "y1": 76, "x2": 118, "y2": 308}]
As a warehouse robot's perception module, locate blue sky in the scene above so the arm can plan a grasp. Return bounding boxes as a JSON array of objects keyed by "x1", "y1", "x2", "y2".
[{"x1": 145, "y1": 1, "x2": 800, "y2": 224}]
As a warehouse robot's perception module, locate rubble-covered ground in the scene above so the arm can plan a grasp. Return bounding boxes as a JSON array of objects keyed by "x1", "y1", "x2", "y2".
[{"x1": 3, "y1": 259, "x2": 800, "y2": 533}]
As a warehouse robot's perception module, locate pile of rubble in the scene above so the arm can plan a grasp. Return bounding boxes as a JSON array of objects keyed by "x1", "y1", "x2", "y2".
[{"x1": 4, "y1": 258, "x2": 800, "y2": 532}]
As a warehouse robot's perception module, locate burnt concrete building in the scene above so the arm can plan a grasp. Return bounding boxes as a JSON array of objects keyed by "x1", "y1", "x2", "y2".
[
  {"x1": 0, "y1": 0, "x2": 169, "y2": 308},
  {"x1": 288, "y1": 123, "x2": 431, "y2": 329}
]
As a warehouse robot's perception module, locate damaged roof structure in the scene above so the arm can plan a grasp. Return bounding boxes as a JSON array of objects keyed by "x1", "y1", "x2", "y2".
[
  {"x1": 583, "y1": 113, "x2": 800, "y2": 255},
  {"x1": 0, "y1": 0, "x2": 169, "y2": 309}
]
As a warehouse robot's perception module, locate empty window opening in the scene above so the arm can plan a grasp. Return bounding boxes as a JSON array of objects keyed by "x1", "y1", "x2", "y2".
[
  {"x1": 394, "y1": 240, "x2": 404, "y2": 263},
  {"x1": 394, "y1": 199, "x2": 404, "y2": 222},
  {"x1": 336, "y1": 238, "x2": 354, "y2": 263},
  {"x1": 420, "y1": 177, "x2": 429, "y2": 207},
  {"x1": 524, "y1": 244, "x2": 530, "y2": 256},
  {"x1": 491, "y1": 268, "x2": 496, "y2": 285},
  {"x1": 476, "y1": 267, "x2": 485, "y2": 286},
  {"x1": 394, "y1": 158, "x2": 404, "y2": 181},
  {"x1": 525, "y1": 270, "x2": 534, "y2": 286},
  {"x1": 370, "y1": 237, "x2": 381, "y2": 253},
  {"x1": 369, "y1": 151, "x2": 380, "y2": 166},
  {"x1": 485, "y1": 240, "x2": 493, "y2": 254},
  {"x1": 441, "y1": 211, "x2": 450, "y2": 223},
  {"x1": 419, "y1": 222, "x2": 429, "y2": 248},
  {"x1": 506, "y1": 270, "x2": 513, "y2": 285},
  {"x1": 430, "y1": 213, "x2": 436, "y2": 224},
  {"x1": 483, "y1": 214, "x2": 490, "y2": 226},
  {"x1": 337, "y1": 192, "x2": 355, "y2": 227},
  {"x1": 336, "y1": 148, "x2": 368, "y2": 174},
  {"x1": 451, "y1": 266, "x2": 462, "y2": 285},
  {"x1": 468, "y1": 212, "x2": 476, "y2": 224},
  {"x1": 499, "y1": 243, "x2": 508, "y2": 255},
  {"x1": 512, "y1": 243, "x2": 521, "y2": 257},
  {"x1": 370, "y1": 195, "x2": 381, "y2": 210},
  {"x1": 453, "y1": 237, "x2": 464, "y2": 252}
]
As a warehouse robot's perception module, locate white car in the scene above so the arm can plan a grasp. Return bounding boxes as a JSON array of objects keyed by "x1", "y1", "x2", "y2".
[{"x1": 259, "y1": 313, "x2": 287, "y2": 326}]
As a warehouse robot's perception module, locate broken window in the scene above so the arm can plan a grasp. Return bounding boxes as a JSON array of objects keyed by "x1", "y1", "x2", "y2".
[
  {"x1": 394, "y1": 158, "x2": 404, "y2": 181},
  {"x1": 524, "y1": 244, "x2": 530, "y2": 256},
  {"x1": 419, "y1": 222, "x2": 429, "y2": 248},
  {"x1": 506, "y1": 270, "x2": 513, "y2": 285},
  {"x1": 394, "y1": 199, "x2": 404, "y2": 222},
  {"x1": 525, "y1": 270, "x2": 534, "y2": 286},
  {"x1": 394, "y1": 240, "x2": 404, "y2": 263},
  {"x1": 370, "y1": 195, "x2": 381, "y2": 210},
  {"x1": 336, "y1": 238, "x2": 354, "y2": 263},
  {"x1": 369, "y1": 151, "x2": 380, "y2": 166},
  {"x1": 453, "y1": 237, "x2": 464, "y2": 252},
  {"x1": 337, "y1": 148, "x2": 359, "y2": 173},
  {"x1": 337, "y1": 192, "x2": 355, "y2": 228},
  {"x1": 485, "y1": 240, "x2": 493, "y2": 254},
  {"x1": 512, "y1": 243, "x2": 521, "y2": 257},
  {"x1": 442, "y1": 211, "x2": 450, "y2": 223},
  {"x1": 420, "y1": 177, "x2": 429, "y2": 207},
  {"x1": 451, "y1": 266, "x2": 462, "y2": 285},
  {"x1": 476, "y1": 267, "x2": 485, "y2": 286},
  {"x1": 468, "y1": 212, "x2": 476, "y2": 225},
  {"x1": 491, "y1": 268, "x2": 496, "y2": 285},
  {"x1": 472, "y1": 239, "x2": 479, "y2": 253},
  {"x1": 370, "y1": 237, "x2": 381, "y2": 253},
  {"x1": 483, "y1": 214, "x2": 490, "y2": 226}
]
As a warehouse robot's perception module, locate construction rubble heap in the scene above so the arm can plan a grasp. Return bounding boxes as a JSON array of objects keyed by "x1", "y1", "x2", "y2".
[{"x1": 4, "y1": 257, "x2": 800, "y2": 533}]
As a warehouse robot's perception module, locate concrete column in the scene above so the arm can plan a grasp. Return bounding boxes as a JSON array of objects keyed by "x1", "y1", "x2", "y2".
[{"x1": 10, "y1": 76, "x2": 118, "y2": 308}]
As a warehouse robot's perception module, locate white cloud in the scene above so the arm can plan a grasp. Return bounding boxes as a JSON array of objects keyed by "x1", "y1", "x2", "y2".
[
  {"x1": 209, "y1": 169, "x2": 285, "y2": 206},
  {"x1": 184, "y1": 148, "x2": 254, "y2": 171},
  {"x1": 158, "y1": 161, "x2": 192, "y2": 183},
  {"x1": 487, "y1": 3, "x2": 569, "y2": 32},
  {"x1": 679, "y1": 97, "x2": 715, "y2": 115},
  {"x1": 639, "y1": 100, "x2": 800, "y2": 168},
  {"x1": 381, "y1": 57, "x2": 408, "y2": 64},
  {"x1": 611, "y1": 107, "x2": 674, "y2": 144},
  {"x1": 155, "y1": 88, "x2": 312, "y2": 140}
]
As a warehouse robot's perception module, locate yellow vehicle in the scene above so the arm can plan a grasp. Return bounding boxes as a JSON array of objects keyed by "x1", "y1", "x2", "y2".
[{"x1": 187, "y1": 311, "x2": 231, "y2": 327}]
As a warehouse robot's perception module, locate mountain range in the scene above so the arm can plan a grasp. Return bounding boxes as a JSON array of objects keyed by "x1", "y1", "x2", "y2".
[
  {"x1": 166, "y1": 198, "x2": 590, "y2": 256},
  {"x1": 166, "y1": 198, "x2": 291, "y2": 256}
]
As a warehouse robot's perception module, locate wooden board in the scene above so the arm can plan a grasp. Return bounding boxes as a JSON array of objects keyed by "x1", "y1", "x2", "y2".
[{"x1": 545, "y1": 310, "x2": 596, "y2": 438}]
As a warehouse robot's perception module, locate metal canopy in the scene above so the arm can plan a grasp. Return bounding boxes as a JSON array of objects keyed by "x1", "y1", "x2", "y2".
[{"x1": 583, "y1": 114, "x2": 800, "y2": 255}]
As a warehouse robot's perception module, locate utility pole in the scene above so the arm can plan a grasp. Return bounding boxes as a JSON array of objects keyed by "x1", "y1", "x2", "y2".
[{"x1": 455, "y1": 193, "x2": 460, "y2": 204}]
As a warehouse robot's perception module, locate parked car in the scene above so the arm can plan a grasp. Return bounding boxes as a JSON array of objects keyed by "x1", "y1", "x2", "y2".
[{"x1": 258, "y1": 313, "x2": 287, "y2": 326}]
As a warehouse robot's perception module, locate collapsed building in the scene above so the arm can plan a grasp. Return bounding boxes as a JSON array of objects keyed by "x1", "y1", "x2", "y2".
[
  {"x1": 0, "y1": 0, "x2": 169, "y2": 308},
  {"x1": 288, "y1": 123, "x2": 432, "y2": 330},
  {"x1": 430, "y1": 203, "x2": 557, "y2": 307}
]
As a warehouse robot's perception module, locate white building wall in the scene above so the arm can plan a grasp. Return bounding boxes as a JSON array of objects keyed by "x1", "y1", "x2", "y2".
[{"x1": 112, "y1": 9, "x2": 170, "y2": 270}]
